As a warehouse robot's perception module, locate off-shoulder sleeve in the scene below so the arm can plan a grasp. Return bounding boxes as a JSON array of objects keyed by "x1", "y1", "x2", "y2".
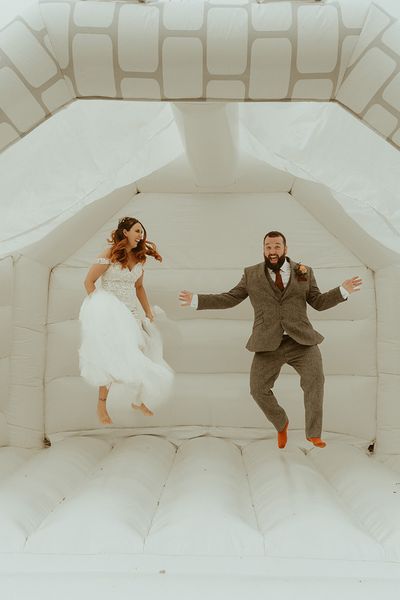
[{"x1": 95, "y1": 257, "x2": 111, "y2": 264}]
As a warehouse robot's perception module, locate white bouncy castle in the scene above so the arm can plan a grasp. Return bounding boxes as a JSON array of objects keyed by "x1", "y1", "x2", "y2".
[{"x1": 1, "y1": 0, "x2": 400, "y2": 598}]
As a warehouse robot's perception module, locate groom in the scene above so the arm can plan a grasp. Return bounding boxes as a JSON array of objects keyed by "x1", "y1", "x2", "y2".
[{"x1": 179, "y1": 231, "x2": 362, "y2": 449}]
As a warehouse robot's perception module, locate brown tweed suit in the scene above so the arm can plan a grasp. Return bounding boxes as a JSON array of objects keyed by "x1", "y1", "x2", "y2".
[{"x1": 197, "y1": 258, "x2": 347, "y2": 437}]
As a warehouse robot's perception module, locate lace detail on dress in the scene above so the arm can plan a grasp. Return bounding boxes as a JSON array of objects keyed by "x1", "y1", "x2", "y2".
[
  {"x1": 95, "y1": 257, "x2": 111, "y2": 264},
  {"x1": 101, "y1": 262, "x2": 143, "y2": 314}
]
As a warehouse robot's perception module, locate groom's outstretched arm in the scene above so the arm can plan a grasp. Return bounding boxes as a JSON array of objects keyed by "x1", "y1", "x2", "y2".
[
  {"x1": 179, "y1": 274, "x2": 248, "y2": 310},
  {"x1": 307, "y1": 269, "x2": 345, "y2": 311},
  {"x1": 307, "y1": 269, "x2": 362, "y2": 311}
]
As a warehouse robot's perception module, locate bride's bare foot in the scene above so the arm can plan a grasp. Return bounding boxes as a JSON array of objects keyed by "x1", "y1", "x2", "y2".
[
  {"x1": 97, "y1": 399, "x2": 112, "y2": 424},
  {"x1": 131, "y1": 402, "x2": 154, "y2": 416}
]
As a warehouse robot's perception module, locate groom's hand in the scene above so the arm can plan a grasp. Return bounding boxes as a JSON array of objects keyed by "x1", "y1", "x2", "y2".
[
  {"x1": 342, "y1": 276, "x2": 363, "y2": 294},
  {"x1": 179, "y1": 290, "x2": 193, "y2": 306}
]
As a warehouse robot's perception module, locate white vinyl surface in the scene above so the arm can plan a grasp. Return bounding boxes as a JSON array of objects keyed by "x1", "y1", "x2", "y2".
[
  {"x1": 1, "y1": 432, "x2": 400, "y2": 595},
  {"x1": 0, "y1": 2, "x2": 400, "y2": 595}
]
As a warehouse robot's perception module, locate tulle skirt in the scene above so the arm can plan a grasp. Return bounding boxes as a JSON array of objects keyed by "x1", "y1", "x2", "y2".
[{"x1": 78, "y1": 288, "x2": 174, "y2": 411}]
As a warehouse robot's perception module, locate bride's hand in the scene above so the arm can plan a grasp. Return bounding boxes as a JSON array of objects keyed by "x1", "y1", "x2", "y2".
[{"x1": 145, "y1": 312, "x2": 154, "y2": 322}]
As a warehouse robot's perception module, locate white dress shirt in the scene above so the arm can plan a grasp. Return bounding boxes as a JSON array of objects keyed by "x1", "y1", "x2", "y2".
[{"x1": 190, "y1": 260, "x2": 349, "y2": 308}]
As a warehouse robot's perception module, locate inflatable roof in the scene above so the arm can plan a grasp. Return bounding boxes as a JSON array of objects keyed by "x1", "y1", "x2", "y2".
[
  {"x1": 1, "y1": 1, "x2": 400, "y2": 598},
  {"x1": 0, "y1": 0, "x2": 400, "y2": 257}
]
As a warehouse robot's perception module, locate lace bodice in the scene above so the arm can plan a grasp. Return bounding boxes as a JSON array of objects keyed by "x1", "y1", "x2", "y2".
[{"x1": 96, "y1": 258, "x2": 143, "y2": 313}]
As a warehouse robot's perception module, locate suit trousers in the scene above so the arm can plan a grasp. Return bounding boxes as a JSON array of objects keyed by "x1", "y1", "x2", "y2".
[{"x1": 249, "y1": 336, "x2": 325, "y2": 438}]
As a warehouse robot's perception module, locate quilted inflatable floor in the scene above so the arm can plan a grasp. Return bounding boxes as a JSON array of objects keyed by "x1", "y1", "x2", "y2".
[{"x1": 1, "y1": 431, "x2": 400, "y2": 599}]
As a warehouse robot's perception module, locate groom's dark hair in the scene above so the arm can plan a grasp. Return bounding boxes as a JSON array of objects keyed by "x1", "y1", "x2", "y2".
[{"x1": 264, "y1": 231, "x2": 287, "y2": 246}]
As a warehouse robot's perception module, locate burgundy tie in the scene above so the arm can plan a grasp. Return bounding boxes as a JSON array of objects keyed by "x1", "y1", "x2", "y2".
[{"x1": 275, "y1": 270, "x2": 284, "y2": 291}]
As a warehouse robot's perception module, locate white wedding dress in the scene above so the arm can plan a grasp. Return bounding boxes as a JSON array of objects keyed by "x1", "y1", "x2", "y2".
[{"x1": 79, "y1": 258, "x2": 174, "y2": 411}]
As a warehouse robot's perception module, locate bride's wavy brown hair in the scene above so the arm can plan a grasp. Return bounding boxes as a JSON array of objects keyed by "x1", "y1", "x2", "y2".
[{"x1": 107, "y1": 217, "x2": 162, "y2": 267}]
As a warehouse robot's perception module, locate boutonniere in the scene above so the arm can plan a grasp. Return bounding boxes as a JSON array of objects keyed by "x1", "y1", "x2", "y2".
[{"x1": 295, "y1": 262, "x2": 308, "y2": 281}]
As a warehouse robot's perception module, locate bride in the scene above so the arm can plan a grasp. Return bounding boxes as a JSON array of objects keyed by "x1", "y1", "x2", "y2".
[{"x1": 79, "y1": 216, "x2": 173, "y2": 425}]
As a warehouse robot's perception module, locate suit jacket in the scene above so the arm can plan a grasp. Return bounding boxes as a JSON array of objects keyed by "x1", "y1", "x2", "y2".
[{"x1": 197, "y1": 258, "x2": 346, "y2": 352}]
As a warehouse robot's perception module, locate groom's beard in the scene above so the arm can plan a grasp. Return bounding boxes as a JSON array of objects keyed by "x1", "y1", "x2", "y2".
[{"x1": 264, "y1": 254, "x2": 286, "y2": 272}]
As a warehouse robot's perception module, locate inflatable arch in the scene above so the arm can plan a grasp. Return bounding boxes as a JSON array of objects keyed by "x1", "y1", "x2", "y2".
[{"x1": 1, "y1": 1, "x2": 400, "y2": 597}]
